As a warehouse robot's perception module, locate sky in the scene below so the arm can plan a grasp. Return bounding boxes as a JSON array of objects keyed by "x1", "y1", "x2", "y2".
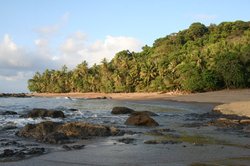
[{"x1": 0, "y1": 0, "x2": 250, "y2": 93}]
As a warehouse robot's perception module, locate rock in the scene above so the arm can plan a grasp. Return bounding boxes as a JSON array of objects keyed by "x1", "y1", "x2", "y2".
[
  {"x1": 17, "y1": 121, "x2": 62, "y2": 142},
  {"x1": 117, "y1": 138, "x2": 136, "y2": 144},
  {"x1": 131, "y1": 111, "x2": 158, "y2": 116},
  {"x1": 111, "y1": 107, "x2": 135, "y2": 114},
  {"x1": 125, "y1": 114, "x2": 159, "y2": 127},
  {"x1": 43, "y1": 132, "x2": 69, "y2": 144},
  {"x1": 1, "y1": 149, "x2": 15, "y2": 157},
  {"x1": 0, "y1": 111, "x2": 18, "y2": 115},
  {"x1": 17, "y1": 121, "x2": 122, "y2": 144},
  {"x1": 68, "y1": 108, "x2": 78, "y2": 112},
  {"x1": 209, "y1": 118, "x2": 240, "y2": 128},
  {"x1": 62, "y1": 144, "x2": 85, "y2": 150},
  {"x1": 239, "y1": 119, "x2": 250, "y2": 125},
  {"x1": 26, "y1": 108, "x2": 65, "y2": 118},
  {"x1": 0, "y1": 93, "x2": 31, "y2": 98},
  {"x1": 58, "y1": 122, "x2": 121, "y2": 138}
]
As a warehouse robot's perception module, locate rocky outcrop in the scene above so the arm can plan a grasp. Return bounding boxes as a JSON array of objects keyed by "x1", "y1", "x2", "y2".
[
  {"x1": 111, "y1": 107, "x2": 135, "y2": 114},
  {"x1": 0, "y1": 93, "x2": 31, "y2": 98},
  {"x1": 26, "y1": 108, "x2": 65, "y2": 118},
  {"x1": 17, "y1": 121, "x2": 122, "y2": 144},
  {"x1": 125, "y1": 114, "x2": 159, "y2": 127},
  {"x1": 57, "y1": 122, "x2": 121, "y2": 138}
]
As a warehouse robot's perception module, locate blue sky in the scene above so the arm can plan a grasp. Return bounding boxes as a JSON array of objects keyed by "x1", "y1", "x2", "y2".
[{"x1": 0, "y1": 0, "x2": 250, "y2": 92}]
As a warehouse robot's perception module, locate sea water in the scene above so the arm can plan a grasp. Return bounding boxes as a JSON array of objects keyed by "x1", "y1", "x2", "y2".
[{"x1": 0, "y1": 97, "x2": 213, "y2": 130}]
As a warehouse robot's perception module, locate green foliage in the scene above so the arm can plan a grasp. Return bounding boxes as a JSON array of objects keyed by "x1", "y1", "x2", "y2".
[{"x1": 28, "y1": 21, "x2": 250, "y2": 93}]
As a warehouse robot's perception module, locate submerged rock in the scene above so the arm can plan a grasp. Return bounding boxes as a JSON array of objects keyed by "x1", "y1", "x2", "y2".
[
  {"x1": 144, "y1": 140, "x2": 181, "y2": 144},
  {"x1": 125, "y1": 114, "x2": 159, "y2": 127},
  {"x1": 17, "y1": 121, "x2": 122, "y2": 144},
  {"x1": 0, "y1": 147, "x2": 45, "y2": 161},
  {"x1": 62, "y1": 144, "x2": 85, "y2": 151},
  {"x1": 0, "y1": 111, "x2": 18, "y2": 115},
  {"x1": 26, "y1": 108, "x2": 65, "y2": 118},
  {"x1": 131, "y1": 111, "x2": 158, "y2": 116},
  {"x1": 117, "y1": 138, "x2": 136, "y2": 144},
  {"x1": 111, "y1": 107, "x2": 135, "y2": 114}
]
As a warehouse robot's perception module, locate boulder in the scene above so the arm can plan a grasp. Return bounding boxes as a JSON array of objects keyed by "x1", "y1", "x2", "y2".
[
  {"x1": 111, "y1": 107, "x2": 135, "y2": 114},
  {"x1": 58, "y1": 122, "x2": 121, "y2": 138},
  {"x1": 131, "y1": 111, "x2": 158, "y2": 116},
  {"x1": 125, "y1": 114, "x2": 159, "y2": 127},
  {"x1": 27, "y1": 108, "x2": 65, "y2": 118},
  {"x1": 17, "y1": 121, "x2": 122, "y2": 144},
  {"x1": 17, "y1": 121, "x2": 62, "y2": 142}
]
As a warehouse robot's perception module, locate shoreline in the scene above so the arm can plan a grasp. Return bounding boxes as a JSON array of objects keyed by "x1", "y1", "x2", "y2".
[
  {"x1": 31, "y1": 89, "x2": 250, "y2": 117},
  {"x1": 31, "y1": 89, "x2": 250, "y2": 103}
]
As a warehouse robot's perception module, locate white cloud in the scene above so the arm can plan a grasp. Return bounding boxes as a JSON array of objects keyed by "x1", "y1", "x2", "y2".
[
  {"x1": 59, "y1": 35, "x2": 143, "y2": 67},
  {"x1": 0, "y1": 34, "x2": 32, "y2": 69}
]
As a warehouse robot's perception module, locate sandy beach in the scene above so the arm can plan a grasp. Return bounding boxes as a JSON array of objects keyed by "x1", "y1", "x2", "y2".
[{"x1": 32, "y1": 89, "x2": 250, "y2": 103}]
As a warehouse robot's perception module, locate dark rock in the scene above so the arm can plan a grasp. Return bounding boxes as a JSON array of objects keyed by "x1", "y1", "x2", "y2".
[
  {"x1": 17, "y1": 121, "x2": 122, "y2": 144},
  {"x1": 0, "y1": 111, "x2": 18, "y2": 115},
  {"x1": 24, "y1": 147, "x2": 45, "y2": 155},
  {"x1": 0, "y1": 93, "x2": 31, "y2": 98},
  {"x1": 1, "y1": 141, "x2": 19, "y2": 146},
  {"x1": 125, "y1": 114, "x2": 159, "y2": 127},
  {"x1": 1, "y1": 149, "x2": 15, "y2": 157},
  {"x1": 17, "y1": 121, "x2": 62, "y2": 142},
  {"x1": 62, "y1": 144, "x2": 85, "y2": 150},
  {"x1": 26, "y1": 108, "x2": 65, "y2": 118},
  {"x1": 131, "y1": 111, "x2": 158, "y2": 116},
  {"x1": 0, "y1": 147, "x2": 45, "y2": 161},
  {"x1": 43, "y1": 132, "x2": 69, "y2": 144},
  {"x1": 117, "y1": 138, "x2": 136, "y2": 144},
  {"x1": 68, "y1": 108, "x2": 78, "y2": 112},
  {"x1": 111, "y1": 107, "x2": 135, "y2": 114},
  {"x1": 58, "y1": 122, "x2": 121, "y2": 138}
]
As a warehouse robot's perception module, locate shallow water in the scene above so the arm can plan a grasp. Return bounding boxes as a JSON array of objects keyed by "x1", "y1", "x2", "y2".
[{"x1": 0, "y1": 97, "x2": 249, "y2": 165}]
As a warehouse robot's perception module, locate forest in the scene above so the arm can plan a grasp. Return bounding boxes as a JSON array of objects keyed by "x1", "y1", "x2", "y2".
[{"x1": 28, "y1": 21, "x2": 250, "y2": 93}]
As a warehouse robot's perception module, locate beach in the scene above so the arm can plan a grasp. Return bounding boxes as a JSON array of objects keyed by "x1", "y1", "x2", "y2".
[
  {"x1": 32, "y1": 89, "x2": 250, "y2": 117},
  {"x1": 1, "y1": 89, "x2": 250, "y2": 166},
  {"x1": 32, "y1": 89, "x2": 250, "y2": 103}
]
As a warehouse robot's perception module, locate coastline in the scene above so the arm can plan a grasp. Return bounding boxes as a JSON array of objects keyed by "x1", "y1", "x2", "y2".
[
  {"x1": 30, "y1": 89, "x2": 250, "y2": 103},
  {"x1": 31, "y1": 89, "x2": 250, "y2": 117},
  {"x1": 1, "y1": 89, "x2": 250, "y2": 165}
]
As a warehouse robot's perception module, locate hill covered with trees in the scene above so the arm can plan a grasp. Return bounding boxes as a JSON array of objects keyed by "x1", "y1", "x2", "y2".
[{"x1": 28, "y1": 21, "x2": 250, "y2": 93}]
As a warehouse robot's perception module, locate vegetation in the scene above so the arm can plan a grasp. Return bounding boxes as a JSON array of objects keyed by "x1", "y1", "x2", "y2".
[{"x1": 28, "y1": 21, "x2": 250, "y2": 93}]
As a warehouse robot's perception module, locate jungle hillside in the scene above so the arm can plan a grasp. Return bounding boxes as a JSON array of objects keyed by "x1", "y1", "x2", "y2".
[{"x1": 28, "y1": 21, "x2": 250, "y2": 93}]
